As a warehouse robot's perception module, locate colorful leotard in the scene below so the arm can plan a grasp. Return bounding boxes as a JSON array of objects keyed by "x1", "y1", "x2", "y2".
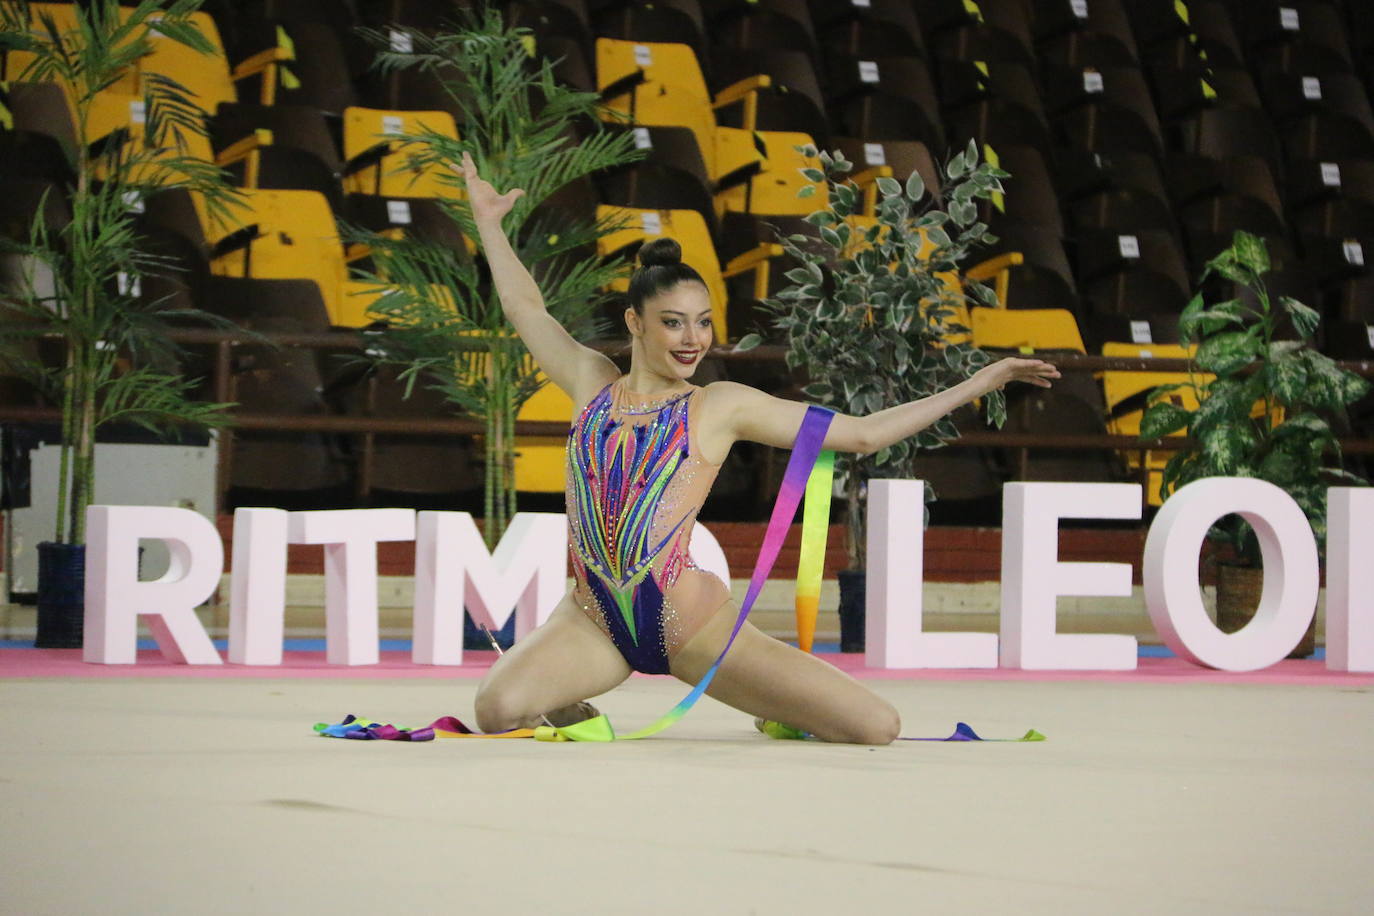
[{"x1": 566, "y1": 378, "x2": 727, "y2": 674}]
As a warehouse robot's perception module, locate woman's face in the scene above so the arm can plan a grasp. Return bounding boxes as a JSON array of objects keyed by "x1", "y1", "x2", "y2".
[{"x1": 626, "y1": 281, "x2": 714, "y2": 381}]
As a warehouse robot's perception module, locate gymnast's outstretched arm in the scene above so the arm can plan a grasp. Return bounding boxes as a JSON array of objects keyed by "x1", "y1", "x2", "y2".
[
  {"x1": 459, "y1": 151, "x2": 619, "y2": 404},
  {"x1": 699, "y1": 357, "x2": 1060, "y2": 459}
]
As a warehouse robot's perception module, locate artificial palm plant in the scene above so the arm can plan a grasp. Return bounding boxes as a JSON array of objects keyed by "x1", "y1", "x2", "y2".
[
  {"x1": 344, "y1": 8, "x2": 641, "y2": 548},
  {"x1": 0, "y1": 0, "x2": 241, "y2": 643}
]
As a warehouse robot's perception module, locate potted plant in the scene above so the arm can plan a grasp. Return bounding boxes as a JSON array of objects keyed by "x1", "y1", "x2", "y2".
[
  {"x1": 1139, "y1": 230, "x2": 1370, "y2": 656},
  {"x1": 736, "y1": 141, "x2": 1013, "y2": 650},
  {"x1": 0, "y1": 0, "x2": 240, "y2": 647},
  {"x1": 341, "y1": 9, "x2": 641, "y2": 644}
]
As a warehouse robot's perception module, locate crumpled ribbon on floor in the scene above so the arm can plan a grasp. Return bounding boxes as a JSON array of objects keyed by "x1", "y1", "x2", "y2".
[
  {"x1": 314, "y1": 714, "x2": 1044, "y2": 743},
  {"x1": 313, "y1": 714, "x2": 533, "y2": 741},
  {"x1": 899, "y1": 722, "x2": 1045, "y2": 742}
]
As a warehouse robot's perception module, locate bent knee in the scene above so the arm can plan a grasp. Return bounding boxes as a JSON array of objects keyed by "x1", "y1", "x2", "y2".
[
  {"x1": 812, "y1": 700, "x2": 900, "y2": 745},
  {"x1": 474, "y1": 682, "x2": 528, "y2": 733},
  {"x1": 864, "y1": 702, "x2": 902, "y2": 745},
  {"x1": 846, "y1": 701, "x2": 901, "y2": 746}
]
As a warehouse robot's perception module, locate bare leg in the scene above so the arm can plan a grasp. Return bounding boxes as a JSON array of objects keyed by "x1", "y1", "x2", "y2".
[
  {"x1": 669, "y1": 602, "x2": 900, "y2": 745},
  {"x1": 474, "y1": 594, "x2": 632, "y2": 732}
]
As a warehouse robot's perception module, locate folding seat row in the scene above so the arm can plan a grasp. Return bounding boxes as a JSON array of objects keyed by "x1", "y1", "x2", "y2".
[{"x1": 592, "y1": 29, "x2": 1374, "y2": 341}]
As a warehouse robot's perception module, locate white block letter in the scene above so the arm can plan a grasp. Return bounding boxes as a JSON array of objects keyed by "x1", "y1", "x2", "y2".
[
  {"x1": 1325, "y1": 488, "x2": 1374, "y2": 672},
  {"x1": 412, "y1": 511, "x2": 566, "y2": 665},
  {"x1": 83, "y1": 505, "x2": 224, "y2": 665},
  {"x1": 866, "y1": 478, "x2": 998, "y2": 668},
  {"x1": 1001, "y1": 482, "x2": 1141, "y2": 670},
  {"x1": 689, "y1": 523, "x2": 731, "y2": 587},
  {"x1": 289, "y1": 509, "x2": 416, "y2": 665},
  {"x1": 228, "y1": 508, "x2": 288, "y2": 665},
  {"x1": 1144, "y1": 477, "x2": 1319, "y2": 671}
]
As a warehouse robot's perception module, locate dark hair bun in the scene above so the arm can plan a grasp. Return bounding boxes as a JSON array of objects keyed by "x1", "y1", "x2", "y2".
[{"x1": 638, "y1": 237, "x2": 683, "y2": 268}]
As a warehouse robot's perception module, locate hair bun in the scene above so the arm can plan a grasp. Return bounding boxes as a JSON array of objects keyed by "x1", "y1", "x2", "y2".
[{"x1": 638, "y1": 237, "x2": 683, "y2": 268}]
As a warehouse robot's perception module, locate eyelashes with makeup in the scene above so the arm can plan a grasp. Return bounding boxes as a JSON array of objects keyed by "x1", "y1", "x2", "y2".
[{"x1": 662, "y1": 318, "x2": 712, "y2": 329}]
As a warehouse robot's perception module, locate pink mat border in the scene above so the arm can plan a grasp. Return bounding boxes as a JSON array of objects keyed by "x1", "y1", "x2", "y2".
[{"x1": 2, "y1": 648, "x2": 1370, "y2": 685}]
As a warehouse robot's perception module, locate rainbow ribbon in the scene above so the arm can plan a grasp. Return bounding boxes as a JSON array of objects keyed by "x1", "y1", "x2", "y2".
[
  {"x1": 311, "y1": 404, "x2": 1047, "y2": 746},
  {"x1": 898, "y1": 722, "x2": 1045, "y2": 742},
  {"x1": 795, "y1": 449, "x2": 835, "y2": 653},
  {"x1": 312, "y1": 713, "x2": 1045, "y2": 743},
  {"x1": 548, "y1": 405, "x2": 837, "y2": 742}
]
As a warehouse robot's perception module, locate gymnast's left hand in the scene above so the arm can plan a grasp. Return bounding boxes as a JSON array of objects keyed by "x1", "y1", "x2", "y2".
[{"x1": 977, "y1": 357, "x2": 1061, "y2": 391}]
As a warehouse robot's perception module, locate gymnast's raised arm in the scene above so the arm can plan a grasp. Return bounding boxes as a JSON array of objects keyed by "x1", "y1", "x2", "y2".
[
  {"x1": 460, "y1": 151, "x2": 620, "y2": 404},
  {"x1": 700, "y1": 357, "x2": 1061, "y2": 458}
]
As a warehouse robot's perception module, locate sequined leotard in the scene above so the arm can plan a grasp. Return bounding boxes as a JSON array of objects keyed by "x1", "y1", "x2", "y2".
[{"x1": 566, "y1": 378, "x2": 728, "y2": 674}]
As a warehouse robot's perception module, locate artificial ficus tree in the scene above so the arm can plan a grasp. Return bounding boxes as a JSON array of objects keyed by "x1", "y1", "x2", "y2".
[{"x1": 739, "y1": 140, "x2": 1011, "y2": 568}]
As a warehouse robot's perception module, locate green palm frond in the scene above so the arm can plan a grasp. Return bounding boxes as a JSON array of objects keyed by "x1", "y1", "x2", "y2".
[
  {"x1": 95, "y1": 364, "x2": 234, "y2": 432},
  {"x1": 342, "y1": 9, "x2": 643, "y2": 543},
  {"x1": 141, "y1": 72, "x2": 211, "y2": 147},
  {"x1": 3, "y1": 0, "x2": 253, "y2": 543}
]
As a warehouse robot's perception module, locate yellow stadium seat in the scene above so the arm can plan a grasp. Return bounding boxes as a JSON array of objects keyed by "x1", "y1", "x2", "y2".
[
  {"x1": 970, "y1": 306, "x2": 1086, "y2": 353},
  {"x1": 135, "y1": 11, "x2": 238, "y2": 112},
  {"x1": 134, "y1": 10, "x2": 296, "y2": 112},
  {"x1": 1100, "y1": 342, "x2": 1204, "y2": 506},
  {"x1": 514, "y1": 378, "x2": 573, "y2": 493},
  {"x1": 6, "y1": 5, "x2": 294, "y2": 115},
  {"x1": 82, "y1": 91, "x2": 278, "y2": 237},
  {"x1": 84, "y1": 90, "x2": 219, "y2": 161},
  {"x1": 1100, "y1": 341, "x2": 1280, "y2": 505},
  {"x1": 597, "y1": 37, "x2": 735, "y2": 175},
  {"x1": 333, "y1": 281, "x2": 459, "y2": 329},
  {"x1": 341, "y1": 107, "x2": 462, "y2": 198},
  {"x1": 1, "y1": 5, "x2": 109, "y2": 90},
  {"x1": 595, "y1": 36, "x2": 825, "y2": 218},
  {"x1": 208, "y1": 188, "x2": 348, "y2": 323},
  {"x1": 597, "y1": 38, "x2": 712, "y2": 105},
  {"x1": 334, "y1": 281, "x2": 389, "y2": 329},
  {"x1": 712, "y1": 128, "x2": 824, "y2": 220},
  {"x1": 595, "y1": 205, "x2": 729, "y2": 341},
  {"x1": 3, "y1": 6, "x2": 125, "y2": 88}
]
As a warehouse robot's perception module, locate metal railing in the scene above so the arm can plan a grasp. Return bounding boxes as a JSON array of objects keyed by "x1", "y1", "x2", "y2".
[{"x1": 2, "y1": 328, "x2": 1372, "y2": 508}]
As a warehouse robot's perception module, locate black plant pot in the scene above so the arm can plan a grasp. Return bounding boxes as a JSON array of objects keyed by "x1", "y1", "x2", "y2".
[
  {"x1": 837, "y1": 568, "x2": 866, "y2": 653},
  {"x1": 35, "y1": 541, "x2": 85, "y2": 649}
]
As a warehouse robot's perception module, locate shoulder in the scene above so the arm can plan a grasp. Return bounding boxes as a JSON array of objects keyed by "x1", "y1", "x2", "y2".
[
  {"x1": 567, "y1": 369, "x2": 621, "y2": 416},
  {"x1": 699, "y1": 379, "x2": 764, "y2": 410}
]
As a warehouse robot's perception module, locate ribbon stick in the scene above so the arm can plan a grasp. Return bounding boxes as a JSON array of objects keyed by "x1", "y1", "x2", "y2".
[{"x1": 795, "y1": 450, "x2": 835, "y2": 653}]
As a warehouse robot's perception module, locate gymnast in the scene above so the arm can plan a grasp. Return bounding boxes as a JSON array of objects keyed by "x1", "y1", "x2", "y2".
[{"x1": 460, "y1": 152, "x2": 1059, "y2": 744}]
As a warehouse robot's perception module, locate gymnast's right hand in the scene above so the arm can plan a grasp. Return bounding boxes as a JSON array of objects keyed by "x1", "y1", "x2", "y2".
[{"x1": 457, "y1": 150, "x2": 525, "y2": 226}]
